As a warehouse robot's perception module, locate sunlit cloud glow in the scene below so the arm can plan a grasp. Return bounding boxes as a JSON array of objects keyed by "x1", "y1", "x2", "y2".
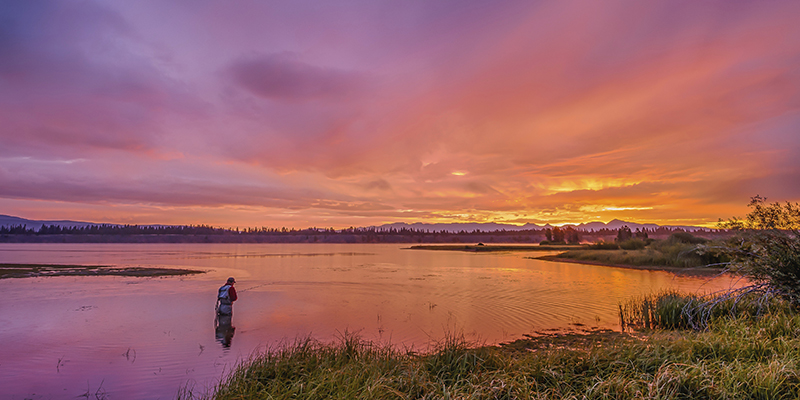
[{"x1": 1, "y1": 0, "x2": 799, "y2": 227}]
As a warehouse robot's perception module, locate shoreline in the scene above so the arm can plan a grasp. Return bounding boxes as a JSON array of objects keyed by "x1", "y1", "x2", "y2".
[{"x1": 534, "y1": 255, "x2": 726, "y2": 275}]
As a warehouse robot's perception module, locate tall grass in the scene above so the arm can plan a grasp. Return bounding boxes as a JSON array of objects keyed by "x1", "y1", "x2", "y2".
[
  {"x1": 618, "y1": 290, "x2": 697, "y2": 330},
  {"x1": 182, "y1": 300, "x2": 800, "y2": 400},
  {"x1": 619, "y1": 290, "x2": 795, "y2": 331}
]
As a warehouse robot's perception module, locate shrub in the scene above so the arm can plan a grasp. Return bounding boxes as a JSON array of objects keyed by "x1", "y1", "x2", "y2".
[
  {"x1": 619, "y1": 238, "x2": 647, "y2": 250},
  {"x1": 668, "y1": 231, "x2": 708, "y2": 244},
  {"x1": 589, "y1": 241, "x2": 620, "y2": 250}
]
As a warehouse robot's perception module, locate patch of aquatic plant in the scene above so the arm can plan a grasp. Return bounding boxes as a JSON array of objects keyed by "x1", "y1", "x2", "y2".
[
  {"x1": 180, "y1": 309, "x2": 800, "y2": 400},
  {"x1": 619, "y1": 289, "x2": 794, "y2": 331},
  {"x1": 619, "y1": 290, "x2": 698, "y2": 330}
]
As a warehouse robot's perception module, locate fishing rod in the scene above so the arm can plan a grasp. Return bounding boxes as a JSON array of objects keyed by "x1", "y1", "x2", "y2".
[{"x1": 238, "y1": 282, "x2": 273, "y2": 292}]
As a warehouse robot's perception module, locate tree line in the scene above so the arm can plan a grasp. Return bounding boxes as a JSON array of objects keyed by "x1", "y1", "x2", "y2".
[{"x1": 0, "y1": 222, "x2": 715, "y2": 239}]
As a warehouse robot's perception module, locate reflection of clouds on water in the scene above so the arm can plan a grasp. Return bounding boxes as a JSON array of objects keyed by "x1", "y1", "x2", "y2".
[
  {"x1": 1, "y1": 243, "x2": 747, "y2": 398},
  {"x1": 183, "y1": 252, "x2": 376, "y2": 260}
]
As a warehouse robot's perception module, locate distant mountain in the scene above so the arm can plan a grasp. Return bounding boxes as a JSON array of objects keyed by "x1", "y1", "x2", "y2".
[
  {"x1": 577, "y1": 219, "x2": 660, "y2": 231},
  {"x1": 575, "y1": 219, "x2": 707, "y2": 232},
  {"x1": 0, "y1": 215, "x2": 115, "y2": 229},
  {"x1": 376, "y1": 219, "x2": 708, "y2": 233},
  {"x1": 374, "y1": 222, "x2": 543, "y2": 232}
]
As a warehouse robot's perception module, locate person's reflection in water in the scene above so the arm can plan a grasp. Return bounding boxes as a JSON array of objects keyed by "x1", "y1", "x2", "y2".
[{"x1": 215, "y1": 313, "x2": 235, "y2": 348}]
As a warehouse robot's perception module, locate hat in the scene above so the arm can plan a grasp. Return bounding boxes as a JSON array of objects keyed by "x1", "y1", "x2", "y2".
[{"x1": 227, "y1": 277, "x2": 236, "y2": 283}]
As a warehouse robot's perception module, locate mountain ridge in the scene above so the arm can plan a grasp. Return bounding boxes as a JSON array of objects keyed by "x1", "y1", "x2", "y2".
[{"x1": 374, "y1": 220, "x2": 708, "y2": 232}]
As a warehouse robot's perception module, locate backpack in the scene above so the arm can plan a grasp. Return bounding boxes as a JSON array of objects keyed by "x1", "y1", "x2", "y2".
[{"x1": 218, "y1": 284, "x2": 232, "y2": 304}]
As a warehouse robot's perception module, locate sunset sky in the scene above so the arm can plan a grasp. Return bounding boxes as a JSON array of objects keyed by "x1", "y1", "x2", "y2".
[{"x1": 1, "y1": 0, "x2": 799, "y2": 228}]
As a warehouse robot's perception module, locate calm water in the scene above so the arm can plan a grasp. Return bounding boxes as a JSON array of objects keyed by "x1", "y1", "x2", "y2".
[{"x1": 0, "y1": 243, "x2": 742, "y2": 399}]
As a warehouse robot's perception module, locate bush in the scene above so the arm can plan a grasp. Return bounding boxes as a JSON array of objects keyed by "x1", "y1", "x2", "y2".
[
  {"x1": 589, "y1": 241, "x2": 620, "y2": 250},
  {"x1": 619, "y1": 238, "x2": 647, "y2": 250},
  {"x1": 668, "y1": 232, "x2": 708, "y2": 244}
]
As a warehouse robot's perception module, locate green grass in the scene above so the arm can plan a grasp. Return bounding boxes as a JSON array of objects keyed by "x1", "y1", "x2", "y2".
[{"x1": 182, "y1": 295, "x2": 800, "y2": 400}]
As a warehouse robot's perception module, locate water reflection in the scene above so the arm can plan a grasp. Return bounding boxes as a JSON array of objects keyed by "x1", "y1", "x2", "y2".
[
  {"x1": 215, "y1": 314, "x2": 235, "y2": 348},
  {"x1": 0, "y1": 243, "x2": 746, "y2": 399}
]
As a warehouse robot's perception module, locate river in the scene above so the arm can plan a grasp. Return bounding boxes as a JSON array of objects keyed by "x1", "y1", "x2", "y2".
[{"x1": 0, "y1": 243, "x2": 742, "y2": 399}]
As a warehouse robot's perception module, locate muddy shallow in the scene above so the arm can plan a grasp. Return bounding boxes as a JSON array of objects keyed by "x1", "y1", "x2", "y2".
[{"x1": 0, "y1": 243, "x2": 743, "y2": 399}]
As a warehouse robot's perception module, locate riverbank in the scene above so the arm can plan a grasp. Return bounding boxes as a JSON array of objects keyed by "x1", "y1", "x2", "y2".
[
  {"x1": 0, "y1": 263, "x2": 205, "y2": 279},
  {"x1": 186, "y1": 301, "x2": 800, "y2": 399}
]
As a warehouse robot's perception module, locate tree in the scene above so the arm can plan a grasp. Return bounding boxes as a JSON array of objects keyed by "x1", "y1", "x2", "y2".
[
  {"x1": 564, "y1": 226, "x2": 580, "y2": 244},
  {"x1": 719, "y1": 195, "x2": 800, "y2": 231},
  {"x1": 552, "y1": 226, "x2": 565, "y2": 243},
  {"x1": 616, "y1": 226, "x2": 632, "y2": 242}
]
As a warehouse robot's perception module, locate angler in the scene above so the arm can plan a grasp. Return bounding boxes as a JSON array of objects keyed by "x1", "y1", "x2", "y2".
[{"x1": 216, "y1": 277, "x2": 238, "y2": 315}]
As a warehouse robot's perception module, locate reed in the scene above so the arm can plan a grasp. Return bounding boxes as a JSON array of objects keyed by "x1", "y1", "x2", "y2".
[{"x1": 619, "y1": 289, "x2": 796, "y2": 331}]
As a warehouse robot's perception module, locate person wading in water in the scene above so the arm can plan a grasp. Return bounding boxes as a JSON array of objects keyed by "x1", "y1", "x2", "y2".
[
  {"x1": 215, "y1": 277, "x2": 238, "y2": 347},
  {"x1": 216, "y1": 277, "x2": 238, "y2": 315}
]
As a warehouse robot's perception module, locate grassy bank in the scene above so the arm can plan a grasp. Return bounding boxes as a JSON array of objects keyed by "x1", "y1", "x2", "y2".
[
  {"x1": 539, "y1": 248, "x2": 714, "y2": 269},
  {"x1": 0, "y1": 263, "x2": 204, "y2": 279},
  {"x1": 184, "y1": 293, "x2": 800, "y2": 399},
  {"x1": 539, "y1": 233, "x2": 727, "y2": 270}
]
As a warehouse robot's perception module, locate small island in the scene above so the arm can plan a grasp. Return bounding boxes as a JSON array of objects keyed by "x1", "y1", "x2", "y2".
[{"x1": 0, "y1": 263, "x2": 205, "y2": 280}]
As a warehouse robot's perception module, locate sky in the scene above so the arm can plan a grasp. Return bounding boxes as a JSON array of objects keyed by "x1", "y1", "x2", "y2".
[{"x1": 1, "y1": 0, "x2": 799, "y2": 229}]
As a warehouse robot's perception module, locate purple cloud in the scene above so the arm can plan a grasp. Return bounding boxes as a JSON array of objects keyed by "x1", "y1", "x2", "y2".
[
  {"x1": 227, "y1": 53, "x2": 367, "y2": 102},
  {"x1": 0, "y1": 1, "x2": 200, "y2": 158}
]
